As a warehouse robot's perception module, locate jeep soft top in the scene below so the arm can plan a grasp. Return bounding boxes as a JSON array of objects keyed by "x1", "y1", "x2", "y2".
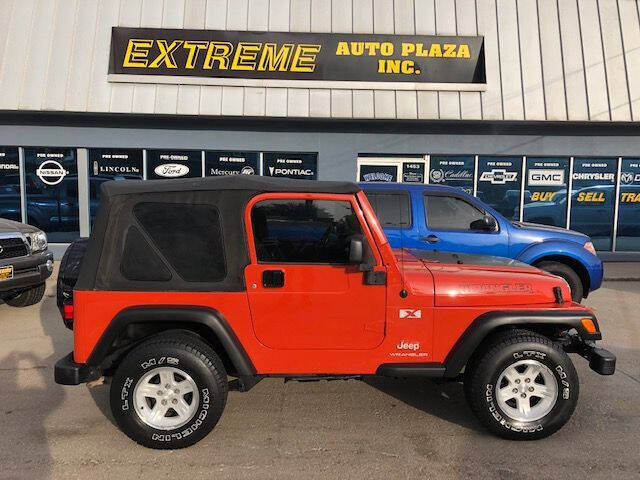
[{"x1": 55, "y1": 176, "x2": 615, "y2": 449}]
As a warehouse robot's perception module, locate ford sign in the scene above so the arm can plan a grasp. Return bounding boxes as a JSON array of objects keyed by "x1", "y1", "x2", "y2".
[{"x1": 154, "y1": 163, "x2": 190, "y2": 178}]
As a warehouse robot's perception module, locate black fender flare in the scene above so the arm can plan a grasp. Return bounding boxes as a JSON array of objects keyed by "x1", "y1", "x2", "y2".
[
  {"x1": 86, "y1": 306, "x2": 256, "y2": 377},
  {"x1": 443, "y1": 310, "x2": 601, "y2": 377}
]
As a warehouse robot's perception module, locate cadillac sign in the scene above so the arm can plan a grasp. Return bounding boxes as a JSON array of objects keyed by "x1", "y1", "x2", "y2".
[{"x1": 108, "y1": 27, "x2": 486, "y2": 91}]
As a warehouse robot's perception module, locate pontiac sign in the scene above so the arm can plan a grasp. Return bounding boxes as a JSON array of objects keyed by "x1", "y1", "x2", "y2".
[{"x1": 108, "y1": 27, "x2": 485, "y2": 90}]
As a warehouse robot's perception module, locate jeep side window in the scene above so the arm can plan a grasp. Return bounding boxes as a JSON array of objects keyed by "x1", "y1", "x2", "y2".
[
  {"x1": 424, "y1": 195, "x2": 492, "y2": 231},
  {"x1": 252, "y1": 199, "x2": 364, "y2": 263},
  {"x1": 363, "y1": 191, "x2": 412, "y2": 228}
]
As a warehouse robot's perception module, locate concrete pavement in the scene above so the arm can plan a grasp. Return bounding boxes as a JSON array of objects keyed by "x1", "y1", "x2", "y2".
[{"x1": 0, "y1": 273, "x2": 639, "y2": 480}]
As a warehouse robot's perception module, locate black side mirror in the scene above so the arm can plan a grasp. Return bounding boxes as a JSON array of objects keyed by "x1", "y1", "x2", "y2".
[
  {"x1": 470, "y1": 215, "x2": 497, "y2": 232},
  {"x1": 349, "y1": 237, "x2": 364, "y2": 263}
]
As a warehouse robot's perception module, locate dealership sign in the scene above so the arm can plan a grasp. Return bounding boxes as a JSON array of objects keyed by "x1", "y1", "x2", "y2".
[
  {"x1": 262, "y1": 152, "x2": 317, "y2": 180},
  {"x1": 108, "y1": 27, "x2": 486, "y2": 90},
  {"x1": 206, "y1": 151, "x2": 259, "y2": 176},
  {"x1": 146, "y1": 150, "x2": 202, "y2": 180}
]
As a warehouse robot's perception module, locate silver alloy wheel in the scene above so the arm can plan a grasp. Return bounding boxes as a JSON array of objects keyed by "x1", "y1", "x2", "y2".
[
  {"x1": 496, "y1": 359, "x2": 558, "y2": 422},
  {"x1": 133, "y1": 366, "x2": 200, "y2": 430}
]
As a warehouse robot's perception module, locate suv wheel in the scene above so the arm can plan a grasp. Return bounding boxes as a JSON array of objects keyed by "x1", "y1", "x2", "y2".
[
  {"x1": 464, "y1": 329, "x2": 578, "y2": 440},
  {"x1": 4, "y1": 283, "x2": 46, "y2": 307},
  {"x1": 536, "y1": 261, "x2": 583, "y2": 302},
  {"x1": 110, "y1": 333, "x2": 228, "y2": 449}
]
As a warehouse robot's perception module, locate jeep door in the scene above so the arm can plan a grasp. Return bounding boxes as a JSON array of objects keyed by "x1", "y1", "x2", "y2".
[{"x1": 244, "y1": 193, "x2": 386, "y2": 350}]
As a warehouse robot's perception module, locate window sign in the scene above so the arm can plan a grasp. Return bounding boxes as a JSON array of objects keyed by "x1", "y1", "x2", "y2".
[
  {"x1": 146, "y1": 150, "x2": 202, "y2": 180},
  {"x1": 24, "y1": 147, "x2": 79, "y2": 242},
  {"x1": 262, "y1": 152, "x2": 317, "y2": 180},
  {"x1": 89, "y1": 149, "x2": 143, "y2": 227},
  {"x1": 402, "y1": 162, "x2": 425, "y2": 183},
  {"x1": 523, "y1": 157, "x2": 570, "y2": 227},
  {"x1": 0, "y1": 147, "x2": 21, "y2": 222},
  {"x1": 205, "y1": 151, "x2": 259, "y2": 176},
  {"x1": 358, "y1": 164, "x2": 398, "y2": 182},
  {"x1": 428, "y1": 155, "x2": 474, "y2": 193},
  {"x1": 570, "y1": 157, "x2": 617, "y2": 251},
  {"x1": 476, "y1": 156, "x2": 522, "y2": 220},
  {"x1": 616, "y1": 158, "x2": 640, "y2": 252}
]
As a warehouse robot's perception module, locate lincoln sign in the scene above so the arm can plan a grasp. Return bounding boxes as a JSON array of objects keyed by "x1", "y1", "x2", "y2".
[{"x1": 108, "y1": 27, "x2": 485, "y2": 90}]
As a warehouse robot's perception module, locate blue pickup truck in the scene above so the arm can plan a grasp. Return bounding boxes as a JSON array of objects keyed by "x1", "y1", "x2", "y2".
[{"x1": 360, "y1": 183, "x2": 603, "y2": 302}]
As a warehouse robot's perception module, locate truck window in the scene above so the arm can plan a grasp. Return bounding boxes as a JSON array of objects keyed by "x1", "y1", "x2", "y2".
[
  {"x1": 424, "y1": 195, "x2": 488, "y2": 231},
  {"x1": 363, "y1": 191, "x2": 412, "y2": 228},
  {"x1": 252, "y1": 199, "x2": 364, "y2": 264}
]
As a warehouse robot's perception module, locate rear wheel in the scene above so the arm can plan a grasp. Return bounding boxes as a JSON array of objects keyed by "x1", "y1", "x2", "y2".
[
  {"x1": 110, "y1": 333, "x2": 228, "y2": 449},
  {"x1": 464, "y1": 329, "x2": 578, "y2": 440},
  {"x1": 4, "y1": 283, "x2": 45, "y2": 307},
  {"x1": 536, "y1": 261, "x2": 583, "y2": 302}
]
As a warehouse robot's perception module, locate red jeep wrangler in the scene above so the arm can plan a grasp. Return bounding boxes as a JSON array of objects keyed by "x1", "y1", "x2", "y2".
[{"x1": 55, "y1": 176, "x2": 615, "y2": 449}]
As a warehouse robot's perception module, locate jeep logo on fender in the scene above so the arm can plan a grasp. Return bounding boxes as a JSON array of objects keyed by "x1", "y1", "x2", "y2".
[
  {"x1": 396, "y1": 341, "x2": 420, "y2": 351},
  {"x1": 154, "y1": 163, "x2": 190, "y2": 178}
]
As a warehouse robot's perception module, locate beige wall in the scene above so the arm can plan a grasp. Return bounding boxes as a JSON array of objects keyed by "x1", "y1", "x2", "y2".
[{"x1": 0, "y1": 0, "x2": 639, "y2": 121}]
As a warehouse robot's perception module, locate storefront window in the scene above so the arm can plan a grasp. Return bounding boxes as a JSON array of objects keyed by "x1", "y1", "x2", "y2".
[
  {"x1": 262, "y1": 152, "x2": 318, "y2": 180},
  {"x1": 522, "y1": 157, "x2": 570, "y2": 227},
  {"x1": 24, "y1": 147, "x2": 79, "y2": 242},
  {"x1": 616, "y1": 158, "x2": 640, "y2": 251},
  {"x1": 146, "y1": 150, "x2": 202, "y2": 179},
  {"x1": 402, "y1": 161, "x2": 425, "y2": 183},
  {"x1": 476, "y1": 156, "x2": 523, "y2": 220},
  {"x1": 205, "y1": 151, "x2": 259, "y2": 176},
  {"x1": 0, "y1": 147, "x2": 21, "y2": 222},
  {"x1": 570, "y1": 157, "x2": 617, "y2": 251},
  {"x1": 428, "y1": 155, "x2": 474, "y2": 194},
  {"x1": 89, "y1": 149, "x2": 143, "y2": 227},
  {"x1": 358, "y1": 164, "x2": 398, "y2": 182}
]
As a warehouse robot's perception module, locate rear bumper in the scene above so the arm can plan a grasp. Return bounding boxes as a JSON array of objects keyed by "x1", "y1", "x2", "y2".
[
  {"x1": 54, "y1": 352, "x2": 102, "y2": 385},
  {"x1": 562, "y1": 333, "x2": 616, "y2": 375},
  {"x1": 0, "y1": 251, "x2": 53, "y2": 293}
]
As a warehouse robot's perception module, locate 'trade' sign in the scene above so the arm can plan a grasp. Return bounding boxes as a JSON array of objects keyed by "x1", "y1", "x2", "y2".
[{"x1": 108, "y1": 27, "x2": 485, "y2": 90}]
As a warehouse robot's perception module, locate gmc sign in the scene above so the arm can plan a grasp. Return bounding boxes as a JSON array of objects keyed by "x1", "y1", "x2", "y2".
[{"x1": 527, "y1": 169, "x2": 565, "y2": 186}]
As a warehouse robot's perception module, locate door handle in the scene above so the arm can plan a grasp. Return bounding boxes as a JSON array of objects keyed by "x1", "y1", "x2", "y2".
[
  {"x1": 262, "y1": 270, "x2": 284, "y2": 288},
  {"x1": 421, "y1": 235, "x2": 440, "y2": 243}
]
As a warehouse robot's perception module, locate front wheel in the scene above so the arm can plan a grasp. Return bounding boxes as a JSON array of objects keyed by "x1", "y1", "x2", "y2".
[
  {"x1": 536, "y1": 261, "x2": 583, "y2": 302},
  {"x1": 110, "y1": 333, "x2": 228, "y2": 449},
  {"x1": 464, "y1": 329, "x2": 579, "y2": 440},
  {"x1": 4, "y1": 283, "x2": 45, "y2": 307}
]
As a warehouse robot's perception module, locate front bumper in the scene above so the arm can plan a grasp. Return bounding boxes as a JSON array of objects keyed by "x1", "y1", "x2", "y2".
[
  {"x1": 0, "y1": 251, "x2": 54, "y2": 293},
  {"x1": 562, "y1": 333, "x2": 616, "y2": 375},
  {"x1": 54, "y1": 353, "x2": 102, "y2": 385}
]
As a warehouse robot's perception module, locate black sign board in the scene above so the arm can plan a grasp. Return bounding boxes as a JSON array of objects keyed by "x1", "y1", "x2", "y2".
[
  {"x1": 476, "y1": 156, "x2": 522, "y2": 220},
  {"x1": 402, "y1": 162, "x2": 425, "y2": 183},
  {"x1": 109, "y1": 27, "x2": 485, "y2": 86},
  {"x1": 0, "y1": 147, "x2": 21, "y2": 222},
  {"x1": 90, "y1": 148, "x2": 143, "y2": 180},
  {"x1": 359, "y1": 164, "x2": 397, "y2": 183},
  {"x1": 429, "y1": 155, "x2": 474, "y2": 193},
  {"x1": 146, "y1": 150, "x2": 202, "y2": 180},
  {"x1": 205, "y1": 151, "x2": 259, "y2": 176},
  {"x1": 617, "y1": 158, "x2": 640, "y2": 251},
  {"x1": 262, "y1": 152, "x2": 317, "y2": 180},
  {"x1": 570, "y1": 157, "x2": 617, "y2": 251},
  {"x1": 24, "y1": 147, "x2": 79, "y2": 242}
]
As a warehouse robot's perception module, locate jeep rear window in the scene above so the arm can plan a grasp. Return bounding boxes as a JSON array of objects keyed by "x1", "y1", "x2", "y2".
[
  {"x1": 132, "y1": 202, "x2": 226, "y2": 282},
  {"x1": 363, "y1": 191, "x2": 412, "y2": 228},
  {"x1": 251, "y1": 199, "x2": 363, "y2": 263}
]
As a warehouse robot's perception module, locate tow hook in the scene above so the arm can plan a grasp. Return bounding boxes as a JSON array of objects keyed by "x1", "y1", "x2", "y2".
[{"x1": 561, "y1": 333, "x2": 616, "y2": 375}]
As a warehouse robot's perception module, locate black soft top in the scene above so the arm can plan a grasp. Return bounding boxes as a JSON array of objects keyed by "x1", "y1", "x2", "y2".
[
  {"x1": 76, "y1": 176, "x2": 361, "y2": 293},
  {"x1": 101, "y1": 175, "x2": 359, "y2": 198}
]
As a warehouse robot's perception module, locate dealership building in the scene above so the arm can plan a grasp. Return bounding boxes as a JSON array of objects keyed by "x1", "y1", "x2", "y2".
[{"x1": 0, "y1": 0, "x2": 639, "y2": 258}]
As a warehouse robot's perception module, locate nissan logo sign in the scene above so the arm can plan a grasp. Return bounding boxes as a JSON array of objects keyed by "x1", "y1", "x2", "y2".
[
  {"x1": 154, "y1": 163, "x2": 190, "y2": 178},
  {"x1": 36, "y1": 160, "x2": 68, "y2": 185}
]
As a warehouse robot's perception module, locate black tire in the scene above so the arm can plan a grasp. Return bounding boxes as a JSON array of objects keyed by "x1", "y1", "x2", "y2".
[
  {"x1": 110, "y1": 333, "x2": 228, "y2": 449},
  {"x1": 536, "y1": 261, "x2": 584, "y2": 302},
  {"x1": 4, "y1": 283, "x2": 46, "y2": 307},
  {"x1": 464, "y1": 329, "x2": 579, "y2": 440}
]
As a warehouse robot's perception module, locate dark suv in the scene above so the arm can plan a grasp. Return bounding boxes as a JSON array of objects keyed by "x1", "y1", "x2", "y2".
[{"x1": 0, "y1": 218, "x2": 53, "y2": 307}]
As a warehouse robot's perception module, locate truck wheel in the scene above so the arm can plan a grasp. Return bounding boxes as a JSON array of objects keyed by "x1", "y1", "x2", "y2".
[
  {"x1": 4, "y1": 283, "x2": 46, "y2": 307},
  {"x1": 464, "y1": 329, "x2": 578, "y2": 440},
  {"x1": 110, "y1": 333, "x2": 228, "y2": 449},
  {"x1": 535, "y1": 261, "x2": 583, "y2": 302}
]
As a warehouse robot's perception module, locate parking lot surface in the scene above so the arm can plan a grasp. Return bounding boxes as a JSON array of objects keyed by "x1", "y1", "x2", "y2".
[{"x1": 0, "y1": 272, "x2": 639, "y2": 480}]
